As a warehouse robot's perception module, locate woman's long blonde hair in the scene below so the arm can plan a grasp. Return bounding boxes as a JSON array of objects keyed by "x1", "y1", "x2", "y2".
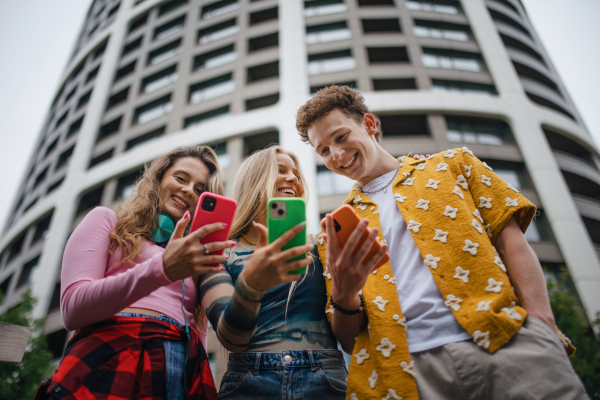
[
  {"x1": 229, "y1": 145, "x2": 308, "y2": 240},
  {"x1": 109, "y1": 146, "x2": 224, "y2": 265}
]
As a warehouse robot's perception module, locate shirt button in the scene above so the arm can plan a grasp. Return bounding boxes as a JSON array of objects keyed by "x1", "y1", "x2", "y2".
[{"x1": 283, "y1": 355, "x2": 292, "y2": 362}]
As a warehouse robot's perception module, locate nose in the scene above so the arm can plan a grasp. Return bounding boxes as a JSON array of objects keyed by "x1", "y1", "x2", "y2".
[
  {"x1": 285, "y1": 172, "x2": 298, "y2": 183},
  {"x1": 331, "y1": 146, "x2": 345, "y2": 162},
  {"x1": 181, "y1": 182, "x2": 194, "y2": 197}
]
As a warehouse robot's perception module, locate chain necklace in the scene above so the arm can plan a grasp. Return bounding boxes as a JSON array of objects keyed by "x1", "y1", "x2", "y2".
[
  {"x1": 358, "y1": 161, "x2": 402, "y2": 195},
  {"x1": 240, "y1": 233, "x2": 257, "y2": 246}
]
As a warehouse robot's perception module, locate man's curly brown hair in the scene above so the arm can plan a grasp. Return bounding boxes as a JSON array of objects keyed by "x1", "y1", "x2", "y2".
[{"x1": 296, "y1": 85, "x2": 382, "y2": 144}]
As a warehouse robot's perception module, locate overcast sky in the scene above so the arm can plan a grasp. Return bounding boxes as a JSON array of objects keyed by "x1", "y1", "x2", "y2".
[{"x1": 0, "y1": 0, "x2": 599, "y2": 230}]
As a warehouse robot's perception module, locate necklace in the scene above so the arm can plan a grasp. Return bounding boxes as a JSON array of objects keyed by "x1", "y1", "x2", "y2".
[
  {"x1": 241, "y1": 233, "x2": 257, "y2": 246},
  {"x1": 359, "y1": 162, "x2": 402, "y2": 195}
]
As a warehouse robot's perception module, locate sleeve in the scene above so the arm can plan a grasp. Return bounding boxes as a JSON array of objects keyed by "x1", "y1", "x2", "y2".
[
  {"x1": 60, "y1": 207, "x2": 173, "y2": 331},
  {"x1": 458, "y1": 150, "x2": 536, "y2": 244},
  {"x1": 197, "y1": 254, "x2": 265, "y2": 352},
  {"x1": 316, "y1": 237, "x2": 334, "y2": 324}
]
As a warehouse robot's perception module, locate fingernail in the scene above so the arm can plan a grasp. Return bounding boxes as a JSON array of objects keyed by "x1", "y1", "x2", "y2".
[
  {"x1": 222, "y1": 223, "x2": 228, "y2": 227},
  {"x1": 224, "y1": 255, "x2": 229, "y2": 260},
  {"x1": 220, "y1": 266, "x2": 226, "y2": 271},
  {"x1": 296, "y1": 221, "x2": 307, "y2": 228},
  {"x1": 182, "y1": 211, "x2": 190, "y2": 220},
  {"x1": 230, "y1": 241, "x2": 237, "y2": 246}
]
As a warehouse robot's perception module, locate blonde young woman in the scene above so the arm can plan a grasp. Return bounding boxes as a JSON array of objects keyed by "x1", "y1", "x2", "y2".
[
  {"x1": 40, "y1": 147, "x2": 231, "y2": 400},
  {"x1": 197, "y1": 146, "x2": 348, "y2": 400}
]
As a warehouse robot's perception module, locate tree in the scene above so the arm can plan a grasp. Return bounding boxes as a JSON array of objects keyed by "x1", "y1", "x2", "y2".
[
  {"x1": 548, "y1": 270, "x2": 600, "y2": 399},
  {"x1": 0, "y1": 291, "x2": 54, "y2": 400}
]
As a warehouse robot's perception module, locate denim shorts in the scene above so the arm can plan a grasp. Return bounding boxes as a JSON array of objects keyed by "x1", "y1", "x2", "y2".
[
  {"x1": 218, "y1": 350, "x2": 348, "y2": 400},
  {"x1": 116, "y1": 312, "x2": 186, "y2": 400}
]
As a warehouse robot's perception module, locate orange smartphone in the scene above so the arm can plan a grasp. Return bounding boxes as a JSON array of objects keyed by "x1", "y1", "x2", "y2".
[
  {"x1": 191, "y1": 192, "x2": 237, "y2": 267},
  {"x1": 321, "y1": 204, "x2": 390, "y2": 269}
]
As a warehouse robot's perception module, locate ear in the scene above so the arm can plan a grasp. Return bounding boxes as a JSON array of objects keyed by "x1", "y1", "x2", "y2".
[{"x1": 363, "y1": 114, "x2": 378, "y2": 137}]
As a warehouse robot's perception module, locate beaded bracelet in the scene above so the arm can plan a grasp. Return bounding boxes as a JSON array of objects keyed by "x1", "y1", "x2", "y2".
[{"x1": 329, "y1": 294, "x2": 364, "y2": 315}]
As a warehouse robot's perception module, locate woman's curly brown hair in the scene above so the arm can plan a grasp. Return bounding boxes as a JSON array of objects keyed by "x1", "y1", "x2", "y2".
[{"x1": 296, "y1": 85, "x2": 381, "y2": 144}]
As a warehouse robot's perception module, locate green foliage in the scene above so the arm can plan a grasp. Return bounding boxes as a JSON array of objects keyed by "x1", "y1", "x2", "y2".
[
  {"x1": 548, "y1": 271, "x2": 600, "y2": 399},
  {"x1": 0, "y1": 291, "x2": 54, "y2": 400}
]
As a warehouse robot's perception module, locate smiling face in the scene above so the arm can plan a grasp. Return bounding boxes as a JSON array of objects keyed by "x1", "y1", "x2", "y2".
[
  {"x1": 308, "y1": 108, "x2": 382, "y2": 187},
  {"x1": 274, "y1": 153, "x2": 304, "y2": 198},
  {"x1": 159, "y1": 157, "x2": 210, "y2": 219}
]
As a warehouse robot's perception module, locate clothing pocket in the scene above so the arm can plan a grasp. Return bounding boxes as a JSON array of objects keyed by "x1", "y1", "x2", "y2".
[
  {"x1": 525, "y1": 316, "x2": 564, "y2": 352},
  {"x1": 218, "y1": 370, "x2": 252, "y2": 398},
  {"x1": 316, "y1": 366, "x2": 348, "y2": 396}
]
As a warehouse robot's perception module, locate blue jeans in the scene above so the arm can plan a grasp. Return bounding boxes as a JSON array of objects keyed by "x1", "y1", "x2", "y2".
[
  {"x1": 218, "y1": 350, "x2": 348, "y2": 400},
  {"x1": 116, "y1": 312, "x2": 186, "y2": 400}
]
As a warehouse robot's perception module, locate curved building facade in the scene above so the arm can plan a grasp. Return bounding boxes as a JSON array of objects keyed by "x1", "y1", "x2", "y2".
[{"x1": 1, "y1": 0, "x2": 599, "y2": 382}]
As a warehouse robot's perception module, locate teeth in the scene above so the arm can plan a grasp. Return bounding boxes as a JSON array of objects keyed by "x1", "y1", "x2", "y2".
[
  {"x1": 173, "y1": 196, "x2": 187, "y2": 208},
  {"x1": 343, "y1": 154, "x2": 356, "y2": 168},
  {"x1": 279, "y1": 188, "x2": 295, "y2": 196}
]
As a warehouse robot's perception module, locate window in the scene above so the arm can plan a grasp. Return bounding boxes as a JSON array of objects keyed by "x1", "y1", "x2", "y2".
[
  {"x1": 126, "y1": 126, "x2": 165, "y2": 150},
  {"x1": 115, "y1": 168, "x2": 144, "y2": 199},
  {"x1": 108, "y1": 2, "x2": 121, "y2": 18},
  {"x1": 134, "y1": 95, "x2": 173, "y2": 124},
  {"x1": 582, "y1": 217, "x2": 600, "y2": 247},
  {"x1": 154, "y1": 14, "x2": 185, "y2": 40},
  {"x1": 526, "y1": 93, "x2": 575, "y2": 121},
  {"x1": 158, "y1": 0, "x2": 188, "y2": 16},
  {"x1": 201, "y1": 0, "x2": 240, "y2": 19},
  {"x1": 445, "y1": 116, "x2": 512, "y2": 145},
  {"x1": 114, "y1": 60, "x2": 137, "y2": 82},
  {"x1": 406, "y1": 0, "x2": 459, "y2": 14},
  {"x1": 57, "y1": 146, "x2": 74, "y2": 169},
  {"x1": 481, "y1": 159, "x2": 530, "y2": 190},
  {"x1": 6, "y1": 233, "x2": 25, "y2": 264},
  {"x1": 306, "y1": 21, "x2": 351, "y2": 44},
  {"x1": 413, "y1": 20, "x2": 469, "y2": 41},
  {"x1": 311, "y1": 81, "x2": 356, "y2": 94},
  {"x1": 93, "y1": 40, "x2": 107, "y2": 59},
  {"x1": 24, "y1": 197, "x2": 38, "y2": 212},
  {"x1": 44, "y1": 138, "x2": 59, "y2": 159},
  {"x1": 189, "y1": 73, "x2": 235, "y2": 104},
  {"x1": 48, "y1": 282, "x2": 61, "y2": 311},
  {"x1": 245, "y1": 93, "x2": 279, "y2": 111},
  {"x1": 500, "y1": 34, "x2": 545, "y2": 64},
  {"x1": 47, "y1": 177, "x2": 64, "y2": 195},
  {"x1": 198, "y1": 19, "x2": 239, "y2": 44},
  {"x1": 86, "y1": 66, "x2": 100, "y2": 83},
  {"x1": 243, "y1": 131, "x2": 279, "y2": 156},
  {"x1": 379, "y1": 114, "x2": 430, "y2": 136},
  {"x1": 432, "y1": 79, "x2": 496, "y2": 94},
  {"x1": 69, "y1": 60, "x2": 85, "y2": 83},
  {"x1": 358, "y1": 0, "x2": 394, "y2": 5},
  {"x1": 0, "y1": 275, "x2": 12, "y2": 296},
  {"x1": 308, "y1": 50, "x2": 355, "y2": 75},
  {"x1": 362, "y1": 19, "x2": 401, "y2": 33},
  {"x1": 247, "y1": 61, "x2": 279, "y2": 82},
  {"x1": 32, "y1": 212, "x2": 53, "y2": 244},
  {"x1": 107, "y1": 87, "x2": 129, "y2": 109},
  {"x1": 193, "y1": 44, "x2": 237, "y2": 70},
  {"x1": 248, "y1": 32, "x2": 278, "y2": 52},
  {"x1": 367, "y1": 47, "x2": 409, "y2": 63},
  {"x1": 67, "y1": 116, "x2": 84, "y2": 138},
  {"x1": 488, "y1": 9, "x2": 530, "y2": 37},
  {"x1": 128, "y1": 12, "x2": 148, "y2": 34},
  {"x1": 304, "y1": 0, "x2": 347, "y2": 17},
  {"x1": 210, "y1": 142, "x2": 230, "y2": 168},
  {"x1": 17, "y1": 256, "x2": 40, "y2": 288},
  {"x1": 491, "y1": 0, "x2": 519, "y2": 14},
  {"x1": 249, "y1": 7, "x2": 278, "y2": 25},
  {"x1": 65, "y1": 86, "x2": 77, "y2": 103},
  {"x1": 148, "y1": 39, "x2": 182, "y2": 65},
  {"x1": 55, "y1": 110, "x2": 69, "y2": 129},
  {"x1": 543, "y1": 128, "x2": 597, "y2": 168},
  {"x1": 183, "y1": 105, "x2": 230, "y2": 128},
  {"x1": 422, "y1": 48, "x2": 484, "y2": 72},
  {"x1": 512, "y1": 61, "x2": 560, "y2": 94},
  {"x1": 122, "y1": 36, "x2": 143, "y2": 57},
  {"x1": 33, "y1": 167, "x2": 49, "y2": 190},
  {"x1": 97, "y1": 116, "x2": 122, "y2": 142},
  {"x1": 89, "y1": 149, "x2": 114, "y2": 168},
  {"x1": 373, "y1": 78, "x2": 417, "y2": 91},
  {"x1": 141, "y1": 65, "x2": 178, "y2": 93},
  {"x1": 317, "y1": 165, "x2": 354, "y2": 196},
  {"x1": 76, "y1": 89, "x2": 93, "y2": 109}
]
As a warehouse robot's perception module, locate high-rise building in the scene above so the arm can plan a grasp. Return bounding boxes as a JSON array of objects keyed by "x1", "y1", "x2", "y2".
[{"x1": 1, "y1": 0, "x2": 599, "y2": 384}]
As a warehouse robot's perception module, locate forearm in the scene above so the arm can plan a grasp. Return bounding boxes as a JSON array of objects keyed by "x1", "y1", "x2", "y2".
[{"x1": 330, "y1": 294, "x2": 368, "y2": 353}]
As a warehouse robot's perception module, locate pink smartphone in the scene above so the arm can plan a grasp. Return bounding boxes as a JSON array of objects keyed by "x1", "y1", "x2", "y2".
[{"x1": 190, "y1": 192, "x2": 237, "y2": 266}]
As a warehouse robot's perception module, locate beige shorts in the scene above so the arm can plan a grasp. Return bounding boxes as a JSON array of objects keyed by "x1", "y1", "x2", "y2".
[{"x1": 411, "y1": 316, "x2": 589, "y2": 400}]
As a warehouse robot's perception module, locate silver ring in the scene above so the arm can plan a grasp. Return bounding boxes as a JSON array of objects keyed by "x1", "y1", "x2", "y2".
[
  {"x1": 195, "y1": 230, "x2": 202, "y2": 239},
  {"x1": 204, "y1": 244, "x2": 210, "y2": 255}
]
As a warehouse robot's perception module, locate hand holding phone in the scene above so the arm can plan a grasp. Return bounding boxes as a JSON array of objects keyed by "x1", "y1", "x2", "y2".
[{"x1": 267, "y1": 198, "x2": 308, "y2": 274}]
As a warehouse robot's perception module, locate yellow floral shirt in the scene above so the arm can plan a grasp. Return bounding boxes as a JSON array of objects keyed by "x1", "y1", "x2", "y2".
[{"x1": 317, "y1": 148, "x2": 574, "y2": 400}]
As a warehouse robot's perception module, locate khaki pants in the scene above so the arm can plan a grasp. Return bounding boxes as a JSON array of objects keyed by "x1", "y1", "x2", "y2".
[{"x1": 411, "y1": 316, "x2": 589, "y2": 400}]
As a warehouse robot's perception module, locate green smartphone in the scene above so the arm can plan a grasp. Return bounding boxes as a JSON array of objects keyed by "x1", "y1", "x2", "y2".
[{"x1": 267, "y1": 197, "x2": 307, "y2": 274}]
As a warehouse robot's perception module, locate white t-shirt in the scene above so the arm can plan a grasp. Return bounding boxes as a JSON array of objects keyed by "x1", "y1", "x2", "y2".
[{"x1": 363, "y1": 169, "x2": 471, "y2": 353}]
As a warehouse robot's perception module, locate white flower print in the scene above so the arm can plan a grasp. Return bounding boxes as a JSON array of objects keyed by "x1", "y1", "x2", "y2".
[
  {"x1": 393, "y1": 314, "x2": 399, "y2": 320},
  {"x1": 317, "y1": 232, "x2": 324, "y2": 245},
  {"x1": 357, "y1": 203, "x2": 367, "y2": 211},
  {"x1": 416, "y1": 199, "x2": 430, "y2": 210},
  {"x1": 501, "y1": 306, "x2": 522, "y2": 321},
  {"x1": 464, "y1": 165, "x2": 472, "y2": 178},
  {"x1": 507, "y1": 183, "x2": 520, "y2": 193},
  {"x1": 368, "y1": 370, "x2": 378, "y2": 389},
  {"x1": 456, "y1": 175, "x2": 468, "y2": 190},
  {"x1": 484, "y1": 224, "x2": 492, "y2": 238},
  {"x1": 462, "y1": 239, "x2": 479, "y2": 255},
  {"x1": 462, "y1": 146, "x2": 474, "y2": 156},
  {"x1": 372, "y1": 269, "x2": 378, "y2": 274},
  {"x1": 370, "y1": 206, "x2": 375, "y2": 211},
  {"x1": 373, "y1": 209, "x2": 380, "y2": 215},
  {"x1": 350, "y1": 394, "x2": 358, "y2": 400},
  {"x1": 353, "y1": 195, "x2": 362, "y2": 204},
  {"x1": 425, "y1": 179, "x2": 440, "y2": 189},
  {"x1": 473, "y1": 330, "x2": 491, "y2": 349},
  {"x1": 481, "y1": 175, "x2": 492, "y2": 187},
  {"x1": 494, "y1": 256, "x2": 506, "y2": 272},
  {"x1": 453, "y1": 266, "x2": 470, "y2": 283},
  {"x1": 444, "y1": 149, "x2": 457, "y2": 158},
  {"x1": 443, "y1": 205, "x2": 458, "y2": 219},
  {"x1": 505, "y1": 197, "x2": 518, "y2": 207},
  {"x1": 407, "y1": 220, "x2": 422, "y2": 233},
  {"x1": 445, "y1": 294, "x2": 462, "y2": 311},
  {"x1": 558, "y1": 332, "x2": 572, "y2": 347},
  {"x1": 436, "y1": 162, "x2": 449, "y2": 172},
  {"x1": 415, "y1": 162, "x2": 427, "y2": 170},
  {"x1": 384, "y1": 274, "x2": 389, "y2": 280},
  {"x1": 472, "y1": 218, "x2": 483, "y2": 233},
  {"x1": 323, "y1": 268, "x2": 331, "y2": 279},
  {"x1": 373, "y1": 296, "x2": 388, "y2": 311},
  {"x1": 400, "y1": 361, "x2": 416, "y2": 377},
  {"x1": 376, "y1": 338, "x2": 396, "y2": 357},
  {"x1": 326, "y1": 305, "x2": 334, "y2": 314},
  {"x1": 402, "y1": 177, "x2": 415, "y2": 186},
  {"x1": 388, "y1": 276, "x2": 396, "y2": 284},
  {"x1": 394, "y1": 193, "x2": 407, "y2": 203},
  {"x1": 485, "y1": 278, "x2": 503, "y2": 293},
  {"x1": 479, "y1": 197, "x2": 492, "y2": 209},
  {"x1": 398, "y1": 316, "x2": 406, "y2": 326},
  {"x1": 483, "y1": 162, "x2": 493, "y2": 170},
  {"x1": 354, "y1": 349, "x2": 370, "y2": 365},
  {"x1": 452, "y1": 186, "x2": 465, "y2": 199},
  {"x1": 433, "y1": 229, "x2": 448, "y2": 243},
  {"x1": 383, "y1": 389, "x2": 403, "y2": 400},
  {"x1": 473, "y1": 209, "x2": 483, "y2": 223},
  {"x1": 476, "y1": 300, "x2": 492, "y2": 312},
  {"x1": 424, "y1": 254, "x2": 441, "y2": 269}
]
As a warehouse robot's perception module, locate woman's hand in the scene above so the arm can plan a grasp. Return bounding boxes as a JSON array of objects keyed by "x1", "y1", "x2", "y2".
[
  {"x1": 242, "y1": 222, "x2": 312, "y2": 291},
  {"x1": 162, "y1": 212, "x2": 235, "y2": 281}
]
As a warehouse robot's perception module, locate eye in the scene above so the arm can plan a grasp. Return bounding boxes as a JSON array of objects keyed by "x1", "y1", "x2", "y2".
[
  {"x1": 176, "y1": 176, "x2": 185, "y2": 183},
  {"x1": 321, "y1": 148, "x2": 329, "y2": 156},
  {"x1": 194, "y1": 188, "x2": 203, "y2": 195},
  {"x1": 336, "y1": 133, "x2": 347, "y2": 143}
]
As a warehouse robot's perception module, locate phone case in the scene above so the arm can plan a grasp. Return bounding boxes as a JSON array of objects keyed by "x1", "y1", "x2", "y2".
[
  {"x1": 267, "y1": 197, "x2": 307, "y2": 274},
  {"x1": 191, "y1": 192, "x2": 237, "y2": 267},
  {"x1": 321, "y1": 204, "x2": 390, "y2": 269}
]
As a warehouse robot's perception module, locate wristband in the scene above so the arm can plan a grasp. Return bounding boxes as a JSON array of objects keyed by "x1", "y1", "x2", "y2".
[{"x1": 330, "y1": 294, "x2": 364, "y2": 315}]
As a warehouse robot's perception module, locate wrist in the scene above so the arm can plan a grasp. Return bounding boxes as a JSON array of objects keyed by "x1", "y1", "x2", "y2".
[
  {"x1": 331, "y1": 292, "x2": 362, "y2": 311},
  {"x1": 330, "y1": 294, "x2": 364, "y2": 315}
]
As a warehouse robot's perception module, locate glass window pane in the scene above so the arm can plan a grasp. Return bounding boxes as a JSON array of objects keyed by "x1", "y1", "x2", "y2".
[
  {"x1": 477, "y1": 133, "x2": 503, "y2": 146},
  {"x1": 524, "y1": 220, "x2": 541, "y2": 242},
  {"x1": 446, "y1": 130, "x2": 462, "y2": 142},
  {"x1": 333, "y1": 173, "x2": 355, "y2": 194},
  {"x1": 494, "y1": 169, "x2": 521, "y2": 190}
]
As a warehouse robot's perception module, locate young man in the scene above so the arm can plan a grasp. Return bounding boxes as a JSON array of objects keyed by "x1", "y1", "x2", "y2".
[{"x1": 296, "y1": 86, "x2": 587, "y2": 400}]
